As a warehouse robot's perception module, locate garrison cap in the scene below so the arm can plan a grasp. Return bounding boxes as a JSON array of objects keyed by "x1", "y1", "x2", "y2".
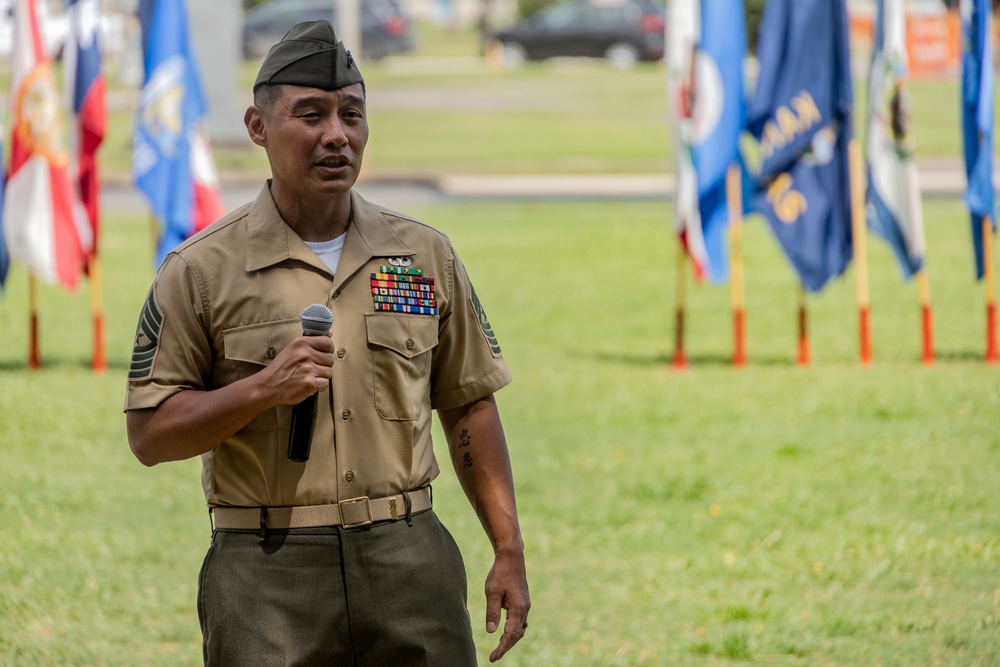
[{"x1": 253, "y1": 20, "x2": 364, "y2": 92}]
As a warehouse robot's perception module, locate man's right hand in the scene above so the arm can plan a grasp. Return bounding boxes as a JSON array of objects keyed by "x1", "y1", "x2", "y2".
[
  {"x1": 255, "y1": 332, "x2": 335, "y2": 406},
  {"x1": 127, "y1": 332, "x2": 335, "y2": 466}
]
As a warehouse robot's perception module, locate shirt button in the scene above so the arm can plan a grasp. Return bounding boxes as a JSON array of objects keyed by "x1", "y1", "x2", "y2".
[
  {"x1": 266, "y1": 346, "x2": 276, "y2": 359},
  {"x1": 344, "y1": 470, "x2": 355, "y2": 482},
  {"x1": 341, "y1": 408, "x2": 351, "y2": 420},
  {"x1": 337, "y1": 348, "x2": 346, "y2": 359},
  {"x1": 405, "y1": 338, "x2": 415, "y2": 351}
]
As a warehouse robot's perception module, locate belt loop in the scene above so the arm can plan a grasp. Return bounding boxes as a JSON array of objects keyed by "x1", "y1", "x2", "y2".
[
  {"x1": 208, "y1": 507, "x2": 216, "y2": 535},
  {"x1": 402, "y1": 491, "x2": 413, "y2": 527},
  {"x1": 258, "y1": 507, "x2": 269, "y2": 545}
]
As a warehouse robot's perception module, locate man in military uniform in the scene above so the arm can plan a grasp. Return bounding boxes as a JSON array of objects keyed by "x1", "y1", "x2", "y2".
[{"x1": 125, "y1": 20, "x2": 529, "y2": 665}]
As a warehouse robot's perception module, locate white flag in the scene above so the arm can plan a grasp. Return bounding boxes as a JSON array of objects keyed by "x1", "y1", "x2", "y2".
[
  {"x1": 668, "y1": 0, "x2": 708, "y2": 280},
  {"x1": 865, "y1": 0, "x2": 925, "y2": 279}
]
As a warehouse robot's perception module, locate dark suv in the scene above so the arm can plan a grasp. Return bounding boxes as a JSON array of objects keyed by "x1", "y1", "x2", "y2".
[
  {"x1": 488, "y1": 0, "x2": 665, "y2": 69},
  {"x1": 243, "y1": 0, "x2": 414, "y2": 61}
]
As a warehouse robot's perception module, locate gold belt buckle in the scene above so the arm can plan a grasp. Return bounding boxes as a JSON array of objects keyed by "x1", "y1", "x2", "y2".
[{"x1": 338, "y1": 496, "x2": 373, "y2": 528}]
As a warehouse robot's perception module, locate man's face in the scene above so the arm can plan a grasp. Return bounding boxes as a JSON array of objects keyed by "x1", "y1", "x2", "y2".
[{"x1": 247, "y1": 83, "x2": 368, "y2": 200}]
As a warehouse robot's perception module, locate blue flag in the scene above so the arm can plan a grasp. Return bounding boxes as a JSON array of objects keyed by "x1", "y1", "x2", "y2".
[
  {"x1": 690, "y1": 0, "x2": 746, "y2": 283},
  {"x1": 747, "y1": 0, "x2": 854, "y2": 293},
  {"x1": 961, "y1": 0, "x2": 995, "y2": 280},
  {"x1": 133, "y1": 0, "x2": 210, "y2": 267}
]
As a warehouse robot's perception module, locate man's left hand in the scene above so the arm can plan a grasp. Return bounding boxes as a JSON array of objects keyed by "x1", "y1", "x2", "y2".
[{"x1": 484, "y1": 546, "x2": 530, "y2": 662}]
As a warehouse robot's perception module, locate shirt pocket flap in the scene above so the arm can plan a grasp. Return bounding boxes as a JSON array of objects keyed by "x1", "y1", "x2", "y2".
[
  {"x1": 365, "y1": 313, "x2": 438, "y2": 359},
  {"x1": 223, "y1": 319, "x2": 301, "y2": 367}
]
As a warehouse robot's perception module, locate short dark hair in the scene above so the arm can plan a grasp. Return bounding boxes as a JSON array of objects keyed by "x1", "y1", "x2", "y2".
[
  {"x1": 253, "y1": 82, "x2": 367, "y2": 117},
  {"x1": 253, "y1": 84, "x2": 284, "y2": 116}
]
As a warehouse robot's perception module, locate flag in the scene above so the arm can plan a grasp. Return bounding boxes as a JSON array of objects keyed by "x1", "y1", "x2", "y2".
[
  {"x1": 65, "y1": 0, "x2": 106, "y2": 263},
  {"x1": 2, "y1": 0, "x2": 87, "y2": 289},
  {"x1": 0, "y1": 127, "x2": 8, "y2": 289},
  {"x1": 133, "y1": 0, "x2": 224, "y2": 267},
  {"x1": 960, "y1": 0, "x2": 995, "y2": 280},
  {"x1": 866, "y1": 0, "x2": 925, "y2": 280},
  {"x1": 667, "y1": 0, "x2": 709, "y2": 279},
  {"x1": 191, "y1": 125, "x2": 225, "y2": 235},
  {"x1": 688, "y1": 0, "x2": 746, "y2": 283},
  {"x1": 747, "y1": 0, "x2": 854, "y2": 293}
]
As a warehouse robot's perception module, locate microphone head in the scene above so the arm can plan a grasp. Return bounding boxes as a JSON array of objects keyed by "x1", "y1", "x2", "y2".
[{"x1": 301, "y1": 303, "x2": 334, "y2": 335}]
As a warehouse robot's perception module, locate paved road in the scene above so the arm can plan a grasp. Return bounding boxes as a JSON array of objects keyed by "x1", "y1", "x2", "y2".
[
  {"x1": 101, "y1": 160, "x2": 975, "y2": 214},
  {"x1": 100, "y1": 180, "x2": 447, "y2": 214}
]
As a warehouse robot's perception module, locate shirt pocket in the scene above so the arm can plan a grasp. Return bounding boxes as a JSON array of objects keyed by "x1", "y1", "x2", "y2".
[
  {"x1": 365, "y1": 313, "x2": 439, "y2": 421},
  {"x1": 222, "y1": 318, "x2": 300, "y2": 432}
]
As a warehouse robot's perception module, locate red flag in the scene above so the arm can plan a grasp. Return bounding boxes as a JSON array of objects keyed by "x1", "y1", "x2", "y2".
[
  {"x1": 65, "y1": 0, "x2": 106, "y2": 262},
  {"x1": 191, "y1": 126, "x2": 224, "y2": 235},
  {"x1": 3, "y1": 0, "x2": 86, "y2": 289}
]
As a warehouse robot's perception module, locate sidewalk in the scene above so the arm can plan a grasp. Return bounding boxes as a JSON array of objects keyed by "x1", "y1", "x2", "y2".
[
  {"x1": 105, "y1": 159, "x2": 975, "y2": 202},
  {"x1": 372, "y1": 160, "x2": 972, "y2": 199}
]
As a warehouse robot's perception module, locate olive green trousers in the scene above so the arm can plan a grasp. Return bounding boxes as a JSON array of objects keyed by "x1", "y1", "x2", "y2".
[{"x1": 198, "y1": 510, "x2": 477, "y2": 666}]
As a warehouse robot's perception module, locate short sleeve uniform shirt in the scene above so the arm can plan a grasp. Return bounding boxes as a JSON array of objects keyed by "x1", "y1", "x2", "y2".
[{"x1": 125, "y1": 185, "x2": 512, "y2": 508}]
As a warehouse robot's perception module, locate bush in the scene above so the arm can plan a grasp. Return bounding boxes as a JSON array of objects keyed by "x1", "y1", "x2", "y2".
[
  {"x1": 517, "y1": 0, "x2": 559, "y2": 20},
  {"x1": 745, "y1": 0, "x2": 767, "y2": 53}
]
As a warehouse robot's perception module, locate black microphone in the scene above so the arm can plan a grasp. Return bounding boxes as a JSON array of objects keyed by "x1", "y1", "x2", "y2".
[{"x1": 287, "y1": 304, "x2": 334, "y2": 462}]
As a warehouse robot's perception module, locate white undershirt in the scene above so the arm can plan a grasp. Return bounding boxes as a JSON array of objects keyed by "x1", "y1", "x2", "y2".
[{"x1": 304, "y1": 232, "x2": 348, "y2": 275}]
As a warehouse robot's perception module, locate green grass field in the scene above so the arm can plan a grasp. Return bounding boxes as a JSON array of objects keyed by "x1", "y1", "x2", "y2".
[{"x1": 1, "y1": 193, "x2": 999, "y2": 665}]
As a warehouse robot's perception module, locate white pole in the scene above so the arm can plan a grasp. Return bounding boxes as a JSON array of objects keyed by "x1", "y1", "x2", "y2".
[{"x1": 336, "y1": 0, "x2": 363, "y2": 61}]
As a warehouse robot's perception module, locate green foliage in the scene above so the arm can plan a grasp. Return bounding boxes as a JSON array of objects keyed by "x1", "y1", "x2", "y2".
[
  {"x1": 744, "y1": 0, "x2": 767, "y2": 52},
  {"x1": 516, "y1": 0, "x2": 559, "y2": 20}
]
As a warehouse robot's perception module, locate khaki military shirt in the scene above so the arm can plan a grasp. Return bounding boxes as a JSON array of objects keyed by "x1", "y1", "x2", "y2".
[{"x1": 125, "y1": 184, "x2": 511, "y2": 508}]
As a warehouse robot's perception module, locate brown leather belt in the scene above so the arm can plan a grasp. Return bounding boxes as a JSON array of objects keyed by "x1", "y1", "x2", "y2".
[{"x1": 210, "y1": 488, "x2": 432, "y2": 530}]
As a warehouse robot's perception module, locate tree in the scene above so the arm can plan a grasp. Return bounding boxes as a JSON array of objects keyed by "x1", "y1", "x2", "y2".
[
  {"x1": 517, "y1": 0, "x2": 558, "y2": 19},
  {"x1": 744, "y1": 0, "x2": 767, "y2": 53}
]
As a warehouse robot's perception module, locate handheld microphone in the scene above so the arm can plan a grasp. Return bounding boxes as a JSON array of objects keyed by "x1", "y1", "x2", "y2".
[{"x1": 287, "y1": 304, "x2": 334, "y2": 462}]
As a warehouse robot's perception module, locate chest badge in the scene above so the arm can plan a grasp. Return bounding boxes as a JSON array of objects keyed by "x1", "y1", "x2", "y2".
[{"x1": 387, "y1": 257, "x2": 413, "y2": 268}]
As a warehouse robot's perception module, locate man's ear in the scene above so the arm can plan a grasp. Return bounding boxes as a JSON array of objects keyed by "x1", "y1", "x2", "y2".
[{"x1": 245, "y1": 106, "x2": 266, "y2": 147}]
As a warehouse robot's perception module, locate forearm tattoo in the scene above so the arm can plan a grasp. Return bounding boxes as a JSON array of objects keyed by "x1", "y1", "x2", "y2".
[{"x1": 458, "y1": 428, "x2": 473, "y2": 468}]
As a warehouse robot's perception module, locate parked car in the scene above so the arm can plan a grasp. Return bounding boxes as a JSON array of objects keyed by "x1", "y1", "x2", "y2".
[
  {"x1": 487, "y1": 0, "x2": 665, "y2": 69},
  {"x1": 243, "y1": 0, "x2": 414, "y2": 61}
]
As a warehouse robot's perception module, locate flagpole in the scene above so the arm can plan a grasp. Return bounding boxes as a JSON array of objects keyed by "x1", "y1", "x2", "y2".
[
  {"x1": 917, "y1": 269, "x2": 934, "y2": 365},
  {"x1": 672, "y1": 237, "x2": 688, "y2": 370},
  {"x1": 984, "y1": 215, "x2": 997, "y2": 364},
  {"x1": 89, "y1": 257, "x2": 106, "y2": 372},
  {"x1": 797, "y1": 285, "x2": 810, "y2": 366},
  {"x1": 849, "y1": 140, "x2": 872, "y2": 365},
  {"x1": 28, "y1": 275, "x2": 40, "y2": 370},
  {"x1": 150, "y1": 214, "x2": 159, "y2": 265},
  {"x1": 727, "y1": 164, "x2": 746, "y2": 367}
]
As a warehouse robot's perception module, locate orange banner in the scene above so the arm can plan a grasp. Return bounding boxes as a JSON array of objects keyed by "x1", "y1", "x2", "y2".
[
  {"x1": 850, "y1": 9, "x2": 966, "y2": 79},
  {"x1": 906, "y1": 11, "x2": 960, "y2": 78}
]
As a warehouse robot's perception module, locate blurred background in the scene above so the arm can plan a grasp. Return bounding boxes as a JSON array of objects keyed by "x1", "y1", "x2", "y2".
[
  {"x1": 0, "y1": 0, "x2": 987, "y2": 189},
  {"x1": 2, "y1": 1, "x2": 1000, "y2": 666}
]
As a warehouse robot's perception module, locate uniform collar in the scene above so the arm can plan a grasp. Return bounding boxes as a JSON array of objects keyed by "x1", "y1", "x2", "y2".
[{"x1": 245, "y1": 183, "x2": 415, "y2": 284}]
